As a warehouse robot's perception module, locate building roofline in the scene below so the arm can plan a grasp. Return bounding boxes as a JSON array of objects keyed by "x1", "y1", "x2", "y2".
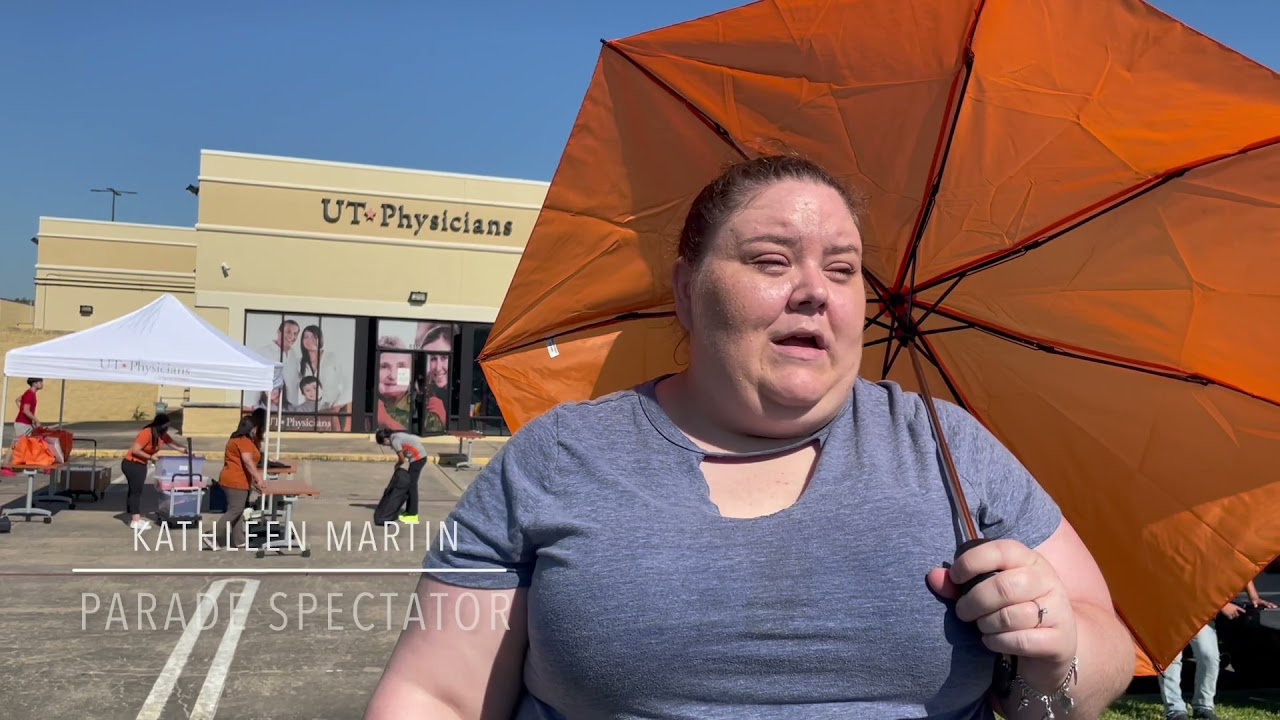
[
  {"x1": 199, "y1": 149, "x2": 552, "y2": 188},
  {"x1": 37, "y1": 217, "x2": 195, "y2": 232}
]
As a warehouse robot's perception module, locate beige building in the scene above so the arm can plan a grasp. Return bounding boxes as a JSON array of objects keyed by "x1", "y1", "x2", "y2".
[
  {"x1": 0, "y1": 299, "x2": 35, "y2": 328},
  {"x1": 28, "y1": 149, "x2": 548, "y2": 436}
]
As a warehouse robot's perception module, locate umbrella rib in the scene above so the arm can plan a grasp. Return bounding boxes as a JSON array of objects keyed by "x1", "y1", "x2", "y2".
[
  {"x1": 602, "y1": 40, "x2": 749, "y2": 161},
  {"x1": 913, "y1": 134, "x2": 1280, "y2": 295},
  {"x1": 918, "y1": 303, "x2": 1280, "y2": 409},
  {"x1": 914, "y1": 335, "x2": 969, "y2": 411},
  {"x1": 477, "y1": 309, "x2": 677, "y2": 363},
  {"x1": 912, "y1": 332, "x2": 1170, "y2": 673},
  {"x1": 891, "y1": 0, "x2": 987, "y2": 293},
  {"x1": 603, "y1": 42, "x2": 904, "y2": 312},
  {"x1": 863, "y1": 269, "x2": 892, "y2": 314},
  {"x1": 863, "y1": 305, "x2": 888, "y2": 331},
  {"x1": 880, "y1": 315, "x2": 899, "y2": 378},
  {"x1": 914, "y1": 276, "x2": 964, "y2": 329}
]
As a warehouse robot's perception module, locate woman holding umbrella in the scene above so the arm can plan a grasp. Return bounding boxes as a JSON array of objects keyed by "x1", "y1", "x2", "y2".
[{"x1": 368, "y1": 156, "x2": 1135, "y2": 718}]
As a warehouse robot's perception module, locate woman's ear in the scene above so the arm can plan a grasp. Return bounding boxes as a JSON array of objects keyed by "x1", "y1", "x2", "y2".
[{"x1": 673, "y1": 257, "x2": 694, "y2": 330}]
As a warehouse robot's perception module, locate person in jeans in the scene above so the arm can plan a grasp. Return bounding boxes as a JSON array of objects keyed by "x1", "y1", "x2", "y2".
[
  {"x1": 1160, "y1": 579, "x2": 1275, "y2": 719},
  {"x1": 1159, "y1": 621, "x2": 1221, "y2": 720},
  {"x1": 209, "y1": 412, "x2": 265, "y2": 551},
  {"x1": 376, "y1": 428, "x2": 427, "y2": 524}
]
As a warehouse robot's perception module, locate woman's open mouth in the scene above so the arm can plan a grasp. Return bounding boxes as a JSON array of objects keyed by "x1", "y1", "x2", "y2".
[{"x1": 771, "y1": 331, "x2": 827, "y2": 359}]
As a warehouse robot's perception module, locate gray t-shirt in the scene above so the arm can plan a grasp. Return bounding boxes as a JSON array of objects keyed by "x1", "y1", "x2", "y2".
[
  {"x1": 390, "y1": 432, "x2": 427, "y2": 463},
  {"x1": 426, "y1": 377, "x2": 1062, "y2": 719}
]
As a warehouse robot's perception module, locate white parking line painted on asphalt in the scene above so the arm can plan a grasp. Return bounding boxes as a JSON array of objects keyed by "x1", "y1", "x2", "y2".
[
  {"x1": 136, "y1": 579, "x2": 228, "y2": 720},
  {"x1": 191, "y1": 579, "x2": 260, "y2": 720}
]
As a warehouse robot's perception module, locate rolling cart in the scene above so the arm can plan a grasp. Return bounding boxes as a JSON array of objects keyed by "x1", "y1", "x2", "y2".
[{"x1": 154, "y1": 440, "x2": 206, "y2": 527}]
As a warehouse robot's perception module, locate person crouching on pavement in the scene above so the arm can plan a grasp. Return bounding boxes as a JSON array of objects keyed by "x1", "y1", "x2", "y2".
[
  {"x1": 376, "y1": 427, "x2": 427, "y2": 524},
  {"x1": 208, "y1": 412, "x2": 265, "y2": 550}
]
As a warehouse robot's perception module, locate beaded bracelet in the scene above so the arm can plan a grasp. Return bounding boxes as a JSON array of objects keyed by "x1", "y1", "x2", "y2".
[{"x1": 1010, "y1": 655, "x2": 1079, "y2": 719}]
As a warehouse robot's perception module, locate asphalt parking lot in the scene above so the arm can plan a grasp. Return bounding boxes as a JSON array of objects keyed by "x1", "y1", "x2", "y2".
[{"x1": 0, "y1": 459, "x2": 477, "y2": 720}]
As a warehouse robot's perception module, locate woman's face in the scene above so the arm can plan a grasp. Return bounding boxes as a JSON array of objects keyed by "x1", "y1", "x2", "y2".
[
  {"x1": 279, "y1": 323, "x2": 300, "y2": 352},
  {"x1": 380, "y1": 353, "x2": 412, "y2": 398},
  {"x1": 674, "y1": 179, "x2": 865, "y2": 421},
  {"x1": 427, "y1": 354, "x2": 449, "y2": 388},
  {"x1": 303, "y1": 330, "x2": 320, "y2": 352}
]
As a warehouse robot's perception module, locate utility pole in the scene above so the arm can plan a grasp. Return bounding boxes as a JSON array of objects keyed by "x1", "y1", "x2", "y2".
[{"x1": 90, "y1": 187, "x2": 137, "y2": 221}]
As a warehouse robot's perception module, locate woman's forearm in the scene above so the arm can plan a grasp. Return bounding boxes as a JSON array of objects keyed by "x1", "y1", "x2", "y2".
[
  {"x1": 365, "y1": 679, "x2": 467, "y2": 720},
  {"x1": 997, "y1": 601, "x2": 1134, "y2": 718}
]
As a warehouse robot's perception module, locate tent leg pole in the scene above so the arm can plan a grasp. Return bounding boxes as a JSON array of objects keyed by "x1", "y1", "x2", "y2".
[
  {"x1": 276, "y1": 400, "x2": 282, "y2": 458},
  {"x1": 58, "y1": 380, "x2": 66, "y2": 426},
  {"x1": 1, "y1": 379, "x2": 8, "y2": 460},
  {"x1": 261, "y1": 395, "x2": 272, "y2": 513}
]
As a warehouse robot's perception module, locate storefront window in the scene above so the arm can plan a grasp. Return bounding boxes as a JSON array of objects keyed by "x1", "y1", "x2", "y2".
[
  {"x1": 466, "y1": 325, "x2": 510, "y2": 436},
  {"x1": 240, "y1": 312, "x2": 508, "y2": 436},
  {"x1": 243, "y1": 312, "x2": 357, "y2": 432},
  {"x1": 373, "y1": 319, "x2": 458, "y2": 436}
]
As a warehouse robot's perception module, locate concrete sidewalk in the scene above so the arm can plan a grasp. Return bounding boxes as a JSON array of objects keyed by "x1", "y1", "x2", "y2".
[{"x1": 7, "y1": 421, "x2": 509, "y2": 465}]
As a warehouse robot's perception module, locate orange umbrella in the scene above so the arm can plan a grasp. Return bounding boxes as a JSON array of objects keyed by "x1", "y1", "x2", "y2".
[{"x1": 479, "y1": 0, "x2": 1280, "y2": 674}]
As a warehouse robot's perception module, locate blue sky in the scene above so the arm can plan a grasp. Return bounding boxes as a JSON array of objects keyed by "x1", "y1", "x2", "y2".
[{"x1": 1, "y1": 0, "x2": 1275, "y2": 299}]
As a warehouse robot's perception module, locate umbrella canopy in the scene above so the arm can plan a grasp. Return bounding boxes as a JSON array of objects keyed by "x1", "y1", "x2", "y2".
[{"x1": 479, "y1": 0, "x2": 1280, "y2": 673}]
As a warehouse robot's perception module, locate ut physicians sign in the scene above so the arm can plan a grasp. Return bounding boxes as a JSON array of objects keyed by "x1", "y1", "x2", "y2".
[{"x1": 320, "y1": 197, "x2": 515, "y2": 239}]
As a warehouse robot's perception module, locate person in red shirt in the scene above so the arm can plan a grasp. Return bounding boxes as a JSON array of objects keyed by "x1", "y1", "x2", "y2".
[
  {"x1": 12, "y1": 377, "x2": 43, "y2": 437},
  {"x1": 121, "y1": 413, "x2": 185, "y2": 531},
  {"x1": 3, "y1": 378, "x2": 45, "y2": 476}
]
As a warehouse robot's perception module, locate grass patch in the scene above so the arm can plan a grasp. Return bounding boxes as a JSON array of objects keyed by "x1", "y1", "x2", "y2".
[{"x1": 1102, "y1": 692, "x2": 1280, "y2": 720}]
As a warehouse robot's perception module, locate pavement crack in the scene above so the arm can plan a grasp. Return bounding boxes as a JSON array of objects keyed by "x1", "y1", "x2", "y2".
[{"x1": 175, "y1": 676, "x2": 195, "y2": 719}]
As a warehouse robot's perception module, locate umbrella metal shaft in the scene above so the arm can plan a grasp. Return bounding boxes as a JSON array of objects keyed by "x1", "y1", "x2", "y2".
[{"x1": 907, "y1": 342, "x2": 981, "y2": 545}]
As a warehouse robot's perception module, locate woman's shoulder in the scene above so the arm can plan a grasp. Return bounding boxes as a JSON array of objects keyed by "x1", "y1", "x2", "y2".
[
  {"x1": 852, "y1": 377, "x2": 982, "y2": 438},
  {"x1": 497, "y1": 383, "x2": 660, "y2": 464},
  {"x1": 227, "y1": 435, "x2": 257, "y2": 450}
]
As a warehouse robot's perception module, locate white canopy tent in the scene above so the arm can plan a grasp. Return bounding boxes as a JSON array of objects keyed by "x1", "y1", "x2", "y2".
[{"x1": 2, "y1": 294, "x2": 285, "y2": 479}]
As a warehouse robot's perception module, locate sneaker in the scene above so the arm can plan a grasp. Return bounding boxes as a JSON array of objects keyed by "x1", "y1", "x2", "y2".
[
  {"x1": 129, "y1": 519, "x2": 152, "y2": 531},
  {"x1": 398, "y1": 514, "x2": 420, "y2": 524},
  {"x1": 1168, "y1": 713, "x2": 1189, "y2": 720},
  {"x1": 1192, "y1": 709, "x2": 1219, "y2": 720}
]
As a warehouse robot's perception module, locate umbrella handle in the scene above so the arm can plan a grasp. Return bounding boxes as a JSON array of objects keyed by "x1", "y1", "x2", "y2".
[
  {"x1": 955, "y1": 537, "x2": 997, "y2": 595},
  {"x1": 954, "y1": 535, "x2": 1017, "y2": 698}
]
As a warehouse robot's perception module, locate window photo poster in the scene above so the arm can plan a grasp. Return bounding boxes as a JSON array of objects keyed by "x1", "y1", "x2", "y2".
[
  {"x1": 243, "y1": 312, "x2": 356, "y2": 432},
  {"x1": 375, "y1": 319, "x2": 456, "y2": 435}
]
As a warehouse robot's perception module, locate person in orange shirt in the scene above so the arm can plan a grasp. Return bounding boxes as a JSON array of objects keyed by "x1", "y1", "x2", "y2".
[
  {"x1": 210, "y1": 411, "x2": 265, "y2": 550},
  {"x1": 120, "y1": 413, "x2": 186, "y2": 531}
]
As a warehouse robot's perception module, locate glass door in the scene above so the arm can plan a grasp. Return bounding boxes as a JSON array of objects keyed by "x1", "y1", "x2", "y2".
[{"x1": 375, "y1": 349, "x2": 415, "y2": 433}]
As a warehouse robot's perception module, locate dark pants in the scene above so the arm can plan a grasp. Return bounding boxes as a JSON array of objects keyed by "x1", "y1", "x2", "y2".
[
  {"x1": 403, "y1": 458, "x2": 426, "y2": 516},
  {"x1": 219, "y1": 486, "x2": 252, "y2": 549},
  {"x1": 121, "y1": 459, "x2": 148, "y2": 515}
]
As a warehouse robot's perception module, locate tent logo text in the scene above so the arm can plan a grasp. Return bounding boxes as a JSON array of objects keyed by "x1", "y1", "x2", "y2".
[
  {"x1": 320, "y1": 197, "x2": 514, "y2": 239},
  {"x1": 100, "y1": 359, "x2": 192, "y2": 377}
]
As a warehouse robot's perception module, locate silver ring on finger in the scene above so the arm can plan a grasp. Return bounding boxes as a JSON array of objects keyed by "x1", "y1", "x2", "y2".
[{"x1": 1033, "y1": 600, "x2": 1048, "y2": 628}]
